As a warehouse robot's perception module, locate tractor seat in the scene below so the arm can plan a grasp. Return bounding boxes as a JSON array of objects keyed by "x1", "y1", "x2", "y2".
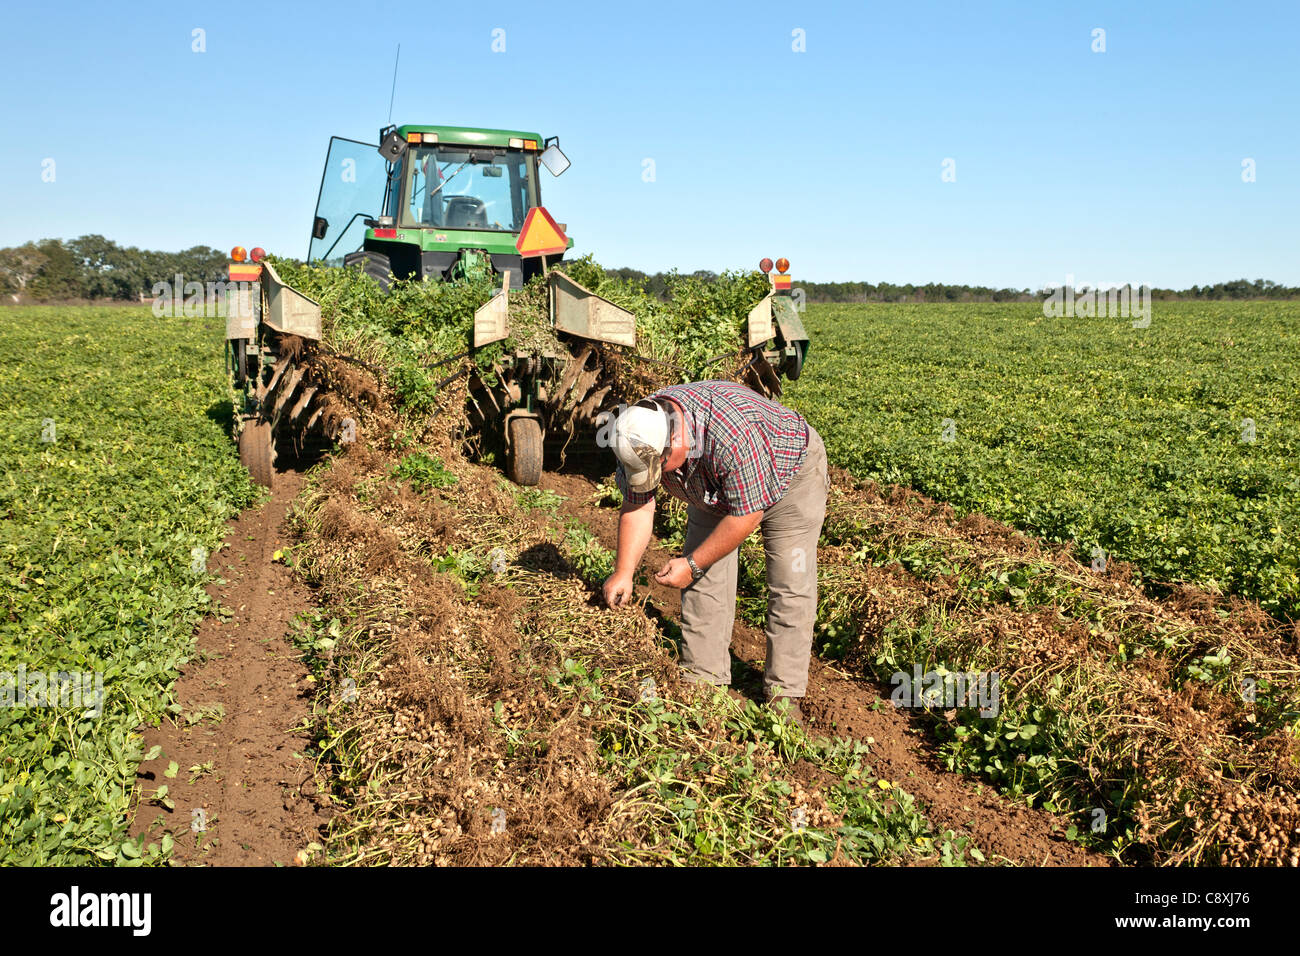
[{"x1": 444, "y1": 196, "x2": 487, "y2": 228}]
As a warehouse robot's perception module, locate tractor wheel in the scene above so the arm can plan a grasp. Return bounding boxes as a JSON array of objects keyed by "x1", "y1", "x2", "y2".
[
  {"x1": 343, "y1": 250, "x2": 394, "y2": 292},
  {"x1": 239, "y1": 420, "x2": 274, "y2": 489},
  {"x1": 506, "y1": 416, "x2": 543, "y2": 487}
]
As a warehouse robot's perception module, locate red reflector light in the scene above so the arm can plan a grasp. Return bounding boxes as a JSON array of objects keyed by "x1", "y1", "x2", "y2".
[
  {"x1": 228, "y1": 263, "x2": 262, "y2": 281},
  {"x1": 230, "y1": 246, "x2": 247, "y2": 262},
  {"x1": 759, "y1": 258, "x2": 773, "y2": 273},
  {"x1": 373, "y1": 228, "x2": 397, "y2": 239},
  {"x1": 250, "y1": 247, "x2": 266, "y2": 262}
]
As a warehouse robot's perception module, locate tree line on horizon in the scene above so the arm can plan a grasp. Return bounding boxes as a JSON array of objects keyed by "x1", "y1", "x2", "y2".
[
  {"x1": 605, "y1": 268, "x2": 1300, "y2": 304},
  {"x1": 1, "y1": 235, "x2": 1296, "y2": 304}
]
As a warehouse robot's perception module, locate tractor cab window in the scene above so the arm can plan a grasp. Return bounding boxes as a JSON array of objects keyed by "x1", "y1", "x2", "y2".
[{"x1": 401, "y1": 145, "x2": 537, "y2": 232}]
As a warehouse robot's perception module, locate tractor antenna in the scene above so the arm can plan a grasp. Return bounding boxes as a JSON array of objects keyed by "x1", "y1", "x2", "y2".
[{"x1": 386, "y1": 44, "x2": 401, "y2": 125}]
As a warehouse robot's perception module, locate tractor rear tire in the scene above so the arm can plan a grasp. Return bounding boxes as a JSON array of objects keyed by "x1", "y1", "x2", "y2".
[
  {"x1": 239, "y1": 420, "x2": 274, "y2": 489},
  {"x1": 506, "y1": 416, "x2": 543, "y2": 487},
  {"x1": 344, "y1": 250, "x2": 394, "y2": 292}
]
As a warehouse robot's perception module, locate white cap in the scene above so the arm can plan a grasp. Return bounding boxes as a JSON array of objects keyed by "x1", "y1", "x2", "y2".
[{"x1": 613, "y1": 401, "x2": 670, "y2": 493}]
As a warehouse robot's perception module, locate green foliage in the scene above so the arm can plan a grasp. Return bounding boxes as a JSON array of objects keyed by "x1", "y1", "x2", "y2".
[
  {"x1": 565, "y1": 255, "x2": 768, "y2": 372},
  {"x1": 601, "y1": 265, "x2": 1300, "y2": 305},
  {"x1": 591, "y1": 476, "x2": 623, "y2": 509},
  {"x1": 431, "y1": 548, "x2": 491, "y2": 591},
  {"x1": 0, "y1": 306, "x2": 258, "y2": 864},
  {"x1": 512, "y1": 486, "x2": 564, "y2": 515},
  {"x1": 266, "y1": 253, "x2": 770, "y2": 418},
  {"x1": 267, "y1": 254, "x2": 495, "y2": 360},
  {"x1": 594, "y1": 688, "x2": 980, "y2": 865},
  {"x1": 390, "y1": 451, "x2": 457, "y2": 492},
  {"x1": 785, "y1": 301, "x2": 1300, "y2": 618},
  {"x1": 563, "y1": 525, "x2": 615, "y2": 585},
  {"x1": 2, "y1": 234, "x2": 1296, "y2": 305},
  {"x1": 387, "y1": 362, "x2": 440, "y2": 417}
]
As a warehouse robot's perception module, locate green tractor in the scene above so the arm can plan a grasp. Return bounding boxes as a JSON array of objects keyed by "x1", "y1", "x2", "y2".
[
  {"x1": 299, "y1": 122, "x2": 809, "y2": 486},
  {"x1": 223, "y1": 123, "x2": 808, "y2": 490},
  {"x1": 308, "y1": 124, "x2": 573, "y2": 288}
]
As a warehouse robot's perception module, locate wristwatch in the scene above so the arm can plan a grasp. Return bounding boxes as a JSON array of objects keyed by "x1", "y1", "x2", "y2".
[{"x1": 685, "y1": 553, "x2": 705, "y2": 582}]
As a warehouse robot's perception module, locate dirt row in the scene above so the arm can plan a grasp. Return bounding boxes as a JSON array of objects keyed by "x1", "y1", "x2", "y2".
[{"x1": 129, "y1": 472, "x2": 329, "y2": 865}]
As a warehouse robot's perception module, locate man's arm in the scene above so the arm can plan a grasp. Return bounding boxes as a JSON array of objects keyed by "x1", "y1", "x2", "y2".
[
  {"x1": 614, "y1": 498, "x2": 655, "y2": 575},
  {"x1": 690, "y1": 512, "x2": 763, "y2": 570},
  {"x1": 603, "y1": 497, "x2": 655, "y2": 606},
  {"x1": 655, "y1": 509, "x2": 764, "y2": 589}
]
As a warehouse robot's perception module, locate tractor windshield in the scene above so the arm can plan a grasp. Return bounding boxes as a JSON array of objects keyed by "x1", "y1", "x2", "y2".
[{"x1": 400, "y1": 146, "x2": 538, "y2": 232}]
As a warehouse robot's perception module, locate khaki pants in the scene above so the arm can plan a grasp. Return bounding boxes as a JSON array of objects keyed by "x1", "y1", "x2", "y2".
[{"x1": 678, "y1": 427, "x2": 829, "y2": 699}]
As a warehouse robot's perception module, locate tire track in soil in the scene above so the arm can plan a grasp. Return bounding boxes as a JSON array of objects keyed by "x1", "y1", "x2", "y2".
[
  {"x1": 539, "y1": 470, "x2": 1107, "y2": 867},
  {"x1": 129, "y1": 470, "x2": 329, "y2": 866}
]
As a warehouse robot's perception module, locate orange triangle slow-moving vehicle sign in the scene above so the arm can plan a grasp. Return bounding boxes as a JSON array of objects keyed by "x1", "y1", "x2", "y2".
[{"x1": 515, "y1": 206, "x2": 568, "y2": 258}]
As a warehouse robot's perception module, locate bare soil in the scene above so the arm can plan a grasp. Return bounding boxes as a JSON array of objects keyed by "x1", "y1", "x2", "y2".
[{"x1": 129, "y1": 471, "x2": 329, "y2": 866}]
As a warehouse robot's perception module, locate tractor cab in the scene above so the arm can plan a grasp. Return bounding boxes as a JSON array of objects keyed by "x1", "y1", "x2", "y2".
[{"x1": 307, "y1": 125, "x2": 572, "y2": 289}]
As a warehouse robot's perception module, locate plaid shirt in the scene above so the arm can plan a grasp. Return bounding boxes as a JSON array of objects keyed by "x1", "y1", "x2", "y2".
[{"x1": 615, "y1": 381, "x2": 810, "y2": 517}]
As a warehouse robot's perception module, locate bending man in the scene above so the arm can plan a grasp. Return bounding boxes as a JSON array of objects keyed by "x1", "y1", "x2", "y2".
[{"x1": 602, "y1": 380, "x2": 828, "y2": 726}]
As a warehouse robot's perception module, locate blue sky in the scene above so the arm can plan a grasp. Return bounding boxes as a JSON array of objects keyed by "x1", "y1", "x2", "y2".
[{"x1": 0, "y1": 0, "x2": 1295, "y2": 286}]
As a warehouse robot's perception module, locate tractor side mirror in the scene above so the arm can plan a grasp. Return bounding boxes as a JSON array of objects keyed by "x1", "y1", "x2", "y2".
[
  {"x1": 312, "y1": 216, "x2": 329, "y2": 240},
  {"x1": 378, "y1": 129, "x2": 408, "y2": 163},
  {"x1": 540, "y1": 143, "x2": 570, "y2": 177}
]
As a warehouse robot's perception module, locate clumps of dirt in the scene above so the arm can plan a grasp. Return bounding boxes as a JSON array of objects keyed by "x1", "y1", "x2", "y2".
[
  {"x1": 324, "y1": 358, "x2": 383, "y2": 409},
  {"x1": 819, "y1": 469, "x2": 1300, "y2": 866},
  {"x1": 284, "y1": 418, "x2": 658, "y2": 863},
  {"x1": 276, "y1": 332, "x2": 310, "y2": 363},
  {"x1": 596, "y1": 344, "x2": 673, "y2": 404}
]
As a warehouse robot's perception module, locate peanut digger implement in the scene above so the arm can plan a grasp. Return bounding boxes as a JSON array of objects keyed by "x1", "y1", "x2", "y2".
[
  {"x1": 459, "y1": 260, "x2": 810, "y2": 485},
  {"x1": 223, "y1": 123, "x2": 810, "y2": 487},
  {"x1": 225, "y1": 254, "x2": 356, "y2": 487}
]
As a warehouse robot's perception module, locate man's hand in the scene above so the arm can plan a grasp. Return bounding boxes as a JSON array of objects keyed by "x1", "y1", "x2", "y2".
[
  {"x1": 655, "y1": 557, "x2": 695, "y2": 589},
  {"x1": 602, "y1": 571, "x2": 635, "y2": 608},
  {"x1": 604, "y1": 499, "x2": 655, "y2": 609}
]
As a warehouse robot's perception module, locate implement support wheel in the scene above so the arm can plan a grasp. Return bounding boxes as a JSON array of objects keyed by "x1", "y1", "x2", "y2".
[
  {"x1": 239, "y1": 420, "x2": 274, "y2": 489},
  {"x1": 506, "y1": 416, "x2": 543, "y2": 486}
]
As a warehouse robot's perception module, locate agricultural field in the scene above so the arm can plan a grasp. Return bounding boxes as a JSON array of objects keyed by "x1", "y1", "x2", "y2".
[
  {"x1": 4, "y1": 291, "x2": 1299, "y2": 870},
  {"x1": 784, "y1": 301, "x2": 1300, "y2": 619},
  {"x1": 266, "y1": 307, "x2": 1300, "y2": 866},
  {"x1": 0, "y1": 307, "x2": 258, "y2": 864}
]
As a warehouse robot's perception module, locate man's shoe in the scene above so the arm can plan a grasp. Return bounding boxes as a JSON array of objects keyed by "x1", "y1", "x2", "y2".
[{"x1": 767, "y1": 695, "x2": 807, "y2": 730}]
